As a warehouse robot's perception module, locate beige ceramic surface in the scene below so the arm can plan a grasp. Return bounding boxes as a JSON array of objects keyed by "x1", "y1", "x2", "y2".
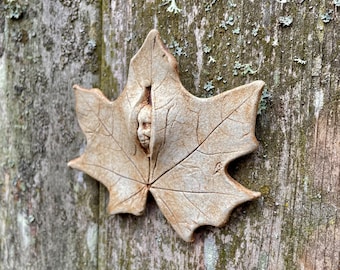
[{"x1": 68, "y1": 30, "x2": 265, "y2": 242}]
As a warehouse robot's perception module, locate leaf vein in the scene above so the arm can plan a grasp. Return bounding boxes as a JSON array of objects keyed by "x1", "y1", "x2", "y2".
[
  {"x1": 151, "y1": 93, "x2": 254, "y2": 184},
  {"x1": 82, "y1": 163, "x2": 144, "y2": 184},
  {"x1": 80, "y1": 94, "x2": 146, "y2": 182}
]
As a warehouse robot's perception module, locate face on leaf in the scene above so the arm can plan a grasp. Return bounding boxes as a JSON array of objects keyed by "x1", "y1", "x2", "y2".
[{"x1": 137, "y1": 105, "x2": 152, "y2": 150}]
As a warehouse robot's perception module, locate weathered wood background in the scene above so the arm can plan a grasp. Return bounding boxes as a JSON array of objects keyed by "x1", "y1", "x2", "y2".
[{"x1": 0, "y1": 0, "x2": 339, "y2": 269}]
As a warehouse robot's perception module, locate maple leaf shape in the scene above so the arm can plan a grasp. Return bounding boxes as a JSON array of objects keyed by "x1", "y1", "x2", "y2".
[{"x1": 68, "y1": 29, "x2": 265, "y2": 242}]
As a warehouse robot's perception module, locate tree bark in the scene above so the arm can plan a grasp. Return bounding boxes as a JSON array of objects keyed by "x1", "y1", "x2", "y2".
[
  {"x1": 0, "y1": 0, "x2": 101, "y2": 269},
  {"x1": 1, "y1": 0, "x2": 339, "y2": 269}
]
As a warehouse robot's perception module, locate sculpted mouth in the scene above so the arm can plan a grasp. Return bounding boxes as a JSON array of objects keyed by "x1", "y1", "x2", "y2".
[{"x1": 138, "y1": 136, "x2": 150, "y2": 149}]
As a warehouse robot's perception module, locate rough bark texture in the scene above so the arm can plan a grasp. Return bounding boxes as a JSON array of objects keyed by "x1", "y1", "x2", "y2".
[
  {"x1": 0, "y1": 0, "x2": 339, "y2": 269},
  {"x1": 0, "y1": 0, "x2": 101, "y2": 269}
]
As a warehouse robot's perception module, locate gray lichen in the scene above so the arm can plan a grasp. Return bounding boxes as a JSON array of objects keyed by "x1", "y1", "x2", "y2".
[
  {"x1": 168, "y1": 40, "x2": 187, "y2": 57},
  {"x1": 293, "y1": 57, "x2": 307, "y2": 65},
  {"x1": 252, "y1": 24, "x2": 260, "y2": 37},
  {"x1": 207, "y1": 56, "x2": 216, "y2": 64},
  {"x1": 320, "y1": 10, "x2": 333, "y2": 23},
  {"x1": 4, "y1": 0, "x2": 27, "y2": 19},
  {"x1": 161, "y1": 0, "x2": 181, "y2": 14},
  {"x1": 279, "y1": 16, "x2": 293, "y2": 27},
  {"x1": 219, "y1": 16, "x2": 234, "y2": 30},
  {"x1": 232, "y1": 27, "x2": 240, "y2": 34},
  {"x1": 257, "y1": 88, "x2": 271, "y2": 115},
  {"x1": 84, "y1": 40, "x2": 96, "y2": 55},
  {"x1": 203, "y1": 44, "x2": 212, "y2": 54},
  {"x1": 204, "y1": 0, "x2": 218, "y2": 12},
  {"x1": 233, "y1": 61, "x2": 257, "y2": 76},
  {"x1": 204, "y1": 81, "x2": 215, "y2": 91},
  {"x1": 228, "y1": 0, "x2": 237, "y2": 8}
]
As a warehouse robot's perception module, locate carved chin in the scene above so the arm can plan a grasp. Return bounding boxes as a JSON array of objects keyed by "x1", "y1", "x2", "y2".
[{"x1": 139, "y1": 137, "x2": 150, "y2": 149}]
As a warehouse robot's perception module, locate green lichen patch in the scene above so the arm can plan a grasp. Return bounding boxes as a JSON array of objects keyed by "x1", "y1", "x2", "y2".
[
  {"x1": 203, "y1": 80, "x2": 215, "y2": 92},
  {"x1": 233, "y1": 61, "x2": 257, "y2": 76},
  {"x1": 168, "y1": 40, "x2": 188, "y2": 57},
  {"x1": 278, "y1": 16, "x2": 293, "y2": 27},
  {"x1": 4, "y1": 0, "x2": 27, "y2": 20},
  {"x1": 219, "y1": 16, "x2": 235, "y2": 30},
  {"x1": 251, "y1": 24, "x2": 260, "y2": 37},
  {"x1": 293, "y1": 57, "x2": 307, "y2": 65},
  {"x1": 257, "y1": 88, "x2": 272, "y2": 115},
  {"x1": 320, "y1": 10, "x2": 333, "y2": 23},
  {"x1": 232, "y1": 27, "x2": 240, "y2": 35}
]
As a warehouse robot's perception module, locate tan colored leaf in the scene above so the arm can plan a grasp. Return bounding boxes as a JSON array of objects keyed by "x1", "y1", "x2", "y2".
[{"x1": 68, "y1": 29, "x2": 265, "y2": 242}]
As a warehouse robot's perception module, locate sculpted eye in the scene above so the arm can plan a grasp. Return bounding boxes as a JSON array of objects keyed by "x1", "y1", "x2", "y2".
[{"x1": 143, "y1": 122, "x2": 151, "y2": 129}]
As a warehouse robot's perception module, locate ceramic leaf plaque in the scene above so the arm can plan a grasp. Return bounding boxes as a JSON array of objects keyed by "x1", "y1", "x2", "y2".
[{"x1": 68, "y1": 29, "x2": 265, "y2": 242}]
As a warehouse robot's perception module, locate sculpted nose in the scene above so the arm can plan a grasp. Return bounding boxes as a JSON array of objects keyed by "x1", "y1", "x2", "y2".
[
  {"x1": 137, "y1": 125, "x2": 143, "y2": 135},
  {"x1": 143, "y1": 124, "x2": 151, "y2": 137}
]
